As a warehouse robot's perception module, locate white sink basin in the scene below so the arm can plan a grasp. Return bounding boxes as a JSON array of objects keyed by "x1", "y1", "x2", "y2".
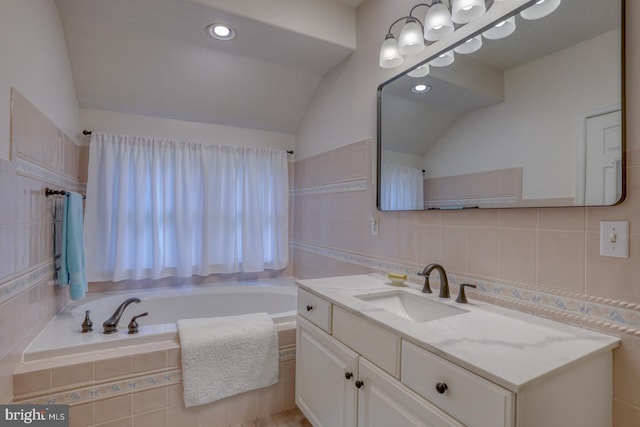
[{"x1": 356, "y1": 290, "x2": 467, "y2": 323}]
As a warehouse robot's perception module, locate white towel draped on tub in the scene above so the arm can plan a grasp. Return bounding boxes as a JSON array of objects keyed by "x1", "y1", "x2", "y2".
[{"x1": 177, "y1": 312, "x2": 279, "y2": 407}]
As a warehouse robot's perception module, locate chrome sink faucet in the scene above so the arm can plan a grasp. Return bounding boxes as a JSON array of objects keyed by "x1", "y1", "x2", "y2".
[
  {"x1": 419, "y1": 263, "x2": 450, "y2": 298},
  {"x1": 103, "y1": 297, "x2": 141, "y2": 334}
]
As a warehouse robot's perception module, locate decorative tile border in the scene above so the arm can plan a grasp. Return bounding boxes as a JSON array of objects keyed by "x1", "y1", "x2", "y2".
[
  {"x1": 15, "y1": 369, "x2": 182, "y2": 406},
  {"x1": 292, "y1": 179, "x2": 368, "y2": 197},
  {"x1": 279, "y1": 345, "x2": 296, "y2": 361},
  {"x1": 14, "y1": 347, "x2": 296, "y2": 406},
  {"x1": 425, "y1": 196, "x2": 518, "y2": 209},
  {"x1": 0, "y1": 262, "x2": 54, "y2": 305},
  {"x1": 15, "y1": 156, "x2": 86, "y2": 193},
  {"x1": 293, "y1": 242, "x2": 640, "y2": 337}
]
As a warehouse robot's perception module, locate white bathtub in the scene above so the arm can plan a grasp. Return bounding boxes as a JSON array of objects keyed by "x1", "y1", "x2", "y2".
[{"x1": 24, "y1": 277, "x2": 298, "y2": 362}]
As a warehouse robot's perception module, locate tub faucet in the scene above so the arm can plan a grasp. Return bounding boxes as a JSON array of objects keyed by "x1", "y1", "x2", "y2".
[
  {"x1": 103, "y1": 297, "x2": 141, "y2": 334},
  {"x1": 420, "y1": 263, "x2": 450, "y2": 298}
]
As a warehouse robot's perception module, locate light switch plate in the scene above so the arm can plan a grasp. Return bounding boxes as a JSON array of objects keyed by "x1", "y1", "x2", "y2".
[{"x1": 600, "y1": 221, "x2": 629, "y2": 258}]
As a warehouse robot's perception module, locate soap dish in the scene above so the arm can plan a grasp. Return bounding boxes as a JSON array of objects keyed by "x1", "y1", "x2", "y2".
[{"x1": 387, "y1": 273, "x2": 407, "y2": 286}]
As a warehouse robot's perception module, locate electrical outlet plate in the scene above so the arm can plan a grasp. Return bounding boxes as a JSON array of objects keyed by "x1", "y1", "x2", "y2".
[
  {"x1": 370, "y1": 215, "x2": 379, "y2": 236},
  {"x1": 600, "y1": 221, "x2": 629, "y2": 258}
]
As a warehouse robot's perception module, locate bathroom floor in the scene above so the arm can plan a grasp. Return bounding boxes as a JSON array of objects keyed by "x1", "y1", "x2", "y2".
[{"x1": 232, "y1": 408, "x2": 311, "y2": 427}]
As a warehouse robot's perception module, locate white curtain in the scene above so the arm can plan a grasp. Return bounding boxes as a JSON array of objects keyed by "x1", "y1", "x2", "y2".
[
  {"x1": 380, "y1": 165, "x2": 424, "y2": 210},
  {"x1": 84, "y1": 132, "x2": 289, "y2": 282}
]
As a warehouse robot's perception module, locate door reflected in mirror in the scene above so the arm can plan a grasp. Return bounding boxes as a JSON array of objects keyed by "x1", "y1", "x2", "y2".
[{"x1": 377, "y1": 0, "x2": 624, "y2": 211}]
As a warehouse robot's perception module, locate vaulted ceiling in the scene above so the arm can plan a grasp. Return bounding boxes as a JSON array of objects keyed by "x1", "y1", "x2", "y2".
[{"x1": 55, "y1": 0, "x2": 364, "y2": 134}]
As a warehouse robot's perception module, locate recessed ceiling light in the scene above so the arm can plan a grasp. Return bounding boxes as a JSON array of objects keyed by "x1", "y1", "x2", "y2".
[
  {"x1": 207, "y1": 24, "x2": 236, "y2": 41},
  {"x1": 411, "y1": 84, "x2": 432, "y2": 94}
]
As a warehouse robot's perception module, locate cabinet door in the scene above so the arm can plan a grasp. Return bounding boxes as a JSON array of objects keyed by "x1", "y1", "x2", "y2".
[
  {"x1": 357, "y1": 358, "x2": 464, "y2": 427},
  {"x1": 296, "y1": 315, "x2": 358, "y2": 427}
]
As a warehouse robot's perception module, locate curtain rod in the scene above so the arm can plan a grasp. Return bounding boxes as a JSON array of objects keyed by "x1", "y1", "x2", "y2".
[
  {"x1": 45, "y1": 188, "x2": 86, "y2": 199},
  {"x1": 82, "y1": 130, "x2": 294, "y2": 154}
]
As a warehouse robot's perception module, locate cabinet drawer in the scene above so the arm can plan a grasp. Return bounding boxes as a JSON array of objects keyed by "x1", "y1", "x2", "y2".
[
  {"x1": 333, "y1": 306, "x2": 401, "y2": 378},
  {"x1": 402, "y1": 340, "x2": 514, "y2": 427},
  {"x1": 297, "y1": 287, "x2": 332, "y2": 333}
]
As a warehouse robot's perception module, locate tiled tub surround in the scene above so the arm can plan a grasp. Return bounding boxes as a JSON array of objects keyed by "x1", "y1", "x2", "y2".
[
  {"x1": 23, "y1": 278, "x2": 297, "y2": 361},
  {"x1": 13, "y1": 329, "x2": 297, "y2": 427},
  {"x1": 292, "y1": 138, "x2": 640, "y2": 424},
  {"x1": 0, "y1": 90, "x2": 86, "y2": 402}
]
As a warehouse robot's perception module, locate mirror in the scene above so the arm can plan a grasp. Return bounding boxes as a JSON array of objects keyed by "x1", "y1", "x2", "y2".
[{"x1": 377, "y1": 0, "x2": 624, "y2": 211}]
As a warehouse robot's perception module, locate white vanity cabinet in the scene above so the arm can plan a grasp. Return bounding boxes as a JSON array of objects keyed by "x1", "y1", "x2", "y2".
[
  {"x1": 357, "y1": 357, "x2": 464, "y2": 427},
  {"x1": 296, "y1": 315, "x2": 462, "y2": 427},
  {"x1": 296, "y1": 315, "x2": 358, "y2": 427},
  {"x1": 296, "y1": 282, "x2": 616, "y2": 427}
]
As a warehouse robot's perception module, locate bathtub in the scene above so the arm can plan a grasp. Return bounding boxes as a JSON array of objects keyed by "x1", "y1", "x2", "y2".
[{"x1": 23, "y1": 277, "x2": 298, "y2": 362}]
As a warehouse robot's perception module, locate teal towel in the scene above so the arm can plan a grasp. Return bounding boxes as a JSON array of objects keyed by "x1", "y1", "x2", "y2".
[{"x1": 59, "y1": 192, "x2": 87, "y2": 300}]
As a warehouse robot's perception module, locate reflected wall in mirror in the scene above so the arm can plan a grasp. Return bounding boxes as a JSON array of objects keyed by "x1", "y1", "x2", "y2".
[{"x1": 377, "y1": 0, "x2": 624, "y2": 211}]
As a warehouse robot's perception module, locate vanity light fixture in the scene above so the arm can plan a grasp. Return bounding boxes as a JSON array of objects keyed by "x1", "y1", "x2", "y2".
[
  {"x1": 207, "y1": 23, "x2": 236, "y2": 41},
  {"x1": 483, "y1": 16, "x2": 516, "y2": 40},
  {"x1": 520, "y1": 0, "x2": 562, "y2": 20},
  {"x1": 380, "y1": 0, "x2": 562, "y2": 70},
  {"x1": 454, "y1": 34, "x2": 483, "y2": 54},
  {"x1": 379, "y1": 0, "x2": 489, "y2": 69},
  {"x1": 411, "y1": 83, "x2": 432, "y2": 94}
]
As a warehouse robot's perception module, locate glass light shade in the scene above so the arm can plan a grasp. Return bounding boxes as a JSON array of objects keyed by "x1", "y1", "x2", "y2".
[
  {"x1": 379, "y1": 35, "x2": 404, "y2": 68},
  {"x1": 454, "y1": 34, "x2": 483, "y2": 54},
  {"x1": 483, "y1": 16, "x2": 516, "y2": 40},
  {"x1": 430, "y1": 50, "x2": 455, "y2": 67},
  {"x1": 451, "y1": 0, "x2": 486, "y2": 24},
  {"x1": 423, "y1": 2, "x2": 454, "y2": 41},
  {"x1": 398, "y1": 18, "x2": 425, "y2": 55},
  {"x1": 520, "y1": 0, "x2": 561, "y2": 20},
  {"x1": 407, "y1": 64, "x2": 430, "y2": 78}
]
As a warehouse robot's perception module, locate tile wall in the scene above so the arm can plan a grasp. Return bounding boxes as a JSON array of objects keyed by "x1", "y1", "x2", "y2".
[
  {"x1": 292, "y1": 138, "x2": 640, "y2": 426},
  {"x1": 0, "y1": 89, "x2": 87, "y2": 402},
  {"x1": 12, "y1": 330, "x2": 297, "y2": 427}
]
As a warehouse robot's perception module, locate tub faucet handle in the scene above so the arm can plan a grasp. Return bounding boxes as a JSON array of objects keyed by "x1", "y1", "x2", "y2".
[
  {"x1": 81, "y1": 310, "x2": 93, "y2": 333},
  {"x1": 128, "y1": 312, "x2": 149, "y2": 335}
]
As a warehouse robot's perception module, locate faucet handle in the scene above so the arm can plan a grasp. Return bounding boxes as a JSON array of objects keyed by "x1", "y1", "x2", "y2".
[
  {"x1": 128, "y1": 312, "x2": 149, "y2": 335},
  {"x1": 416, "y1": 271, "x2": 432, "y2": 294},
  {"x1": 81, "y1": 310, "x2": 93, "y2": 333},
  {"x1": 455, "y1": 284, "x2": 477, "y2": 304}
]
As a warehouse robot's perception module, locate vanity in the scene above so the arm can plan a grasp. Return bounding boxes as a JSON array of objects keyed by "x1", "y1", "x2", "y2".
[{"x1": 295, "y1": 274, "x2": 620, "y2": 427}]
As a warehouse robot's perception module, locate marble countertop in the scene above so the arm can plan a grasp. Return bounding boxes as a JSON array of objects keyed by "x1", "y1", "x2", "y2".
[{"x1": 297, "y1": 274, "x2": 620, "y2": 393}]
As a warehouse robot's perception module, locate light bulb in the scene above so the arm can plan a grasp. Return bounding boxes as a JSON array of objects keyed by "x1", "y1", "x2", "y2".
[
  {"x1": 411, "y1": 84, "x2": 432, "y2": 94},
  {"x1": 207, "y1": 24, "x2": 235, "y2": 41},
  {"x1": 430, "y1": 50, "x2": 455, "y2": 67},
  {"x1": 379, "y1": 35, "x2": 404, "y2": 68},
  {"x1": 408, "y1": 64, "x2": 430, "y2": 78},
  {"x1": 454, "y1": 34, "x2": 483, "y2": 54},
  {"x1": 520, "y1": 0, "x2": 561, "y2": 20},
  {"x1": 424, "y1": 2, "x2": 454, "y2": 41},
  {"x1": 483, "y1": 16, "x2": 516, "y2": 40},
  {"x1": 452, "y1": 0, "x2": 486, "y2": 24},
  {"x1": 399, "y1": 18, "x2": 425, "y2": 55}
]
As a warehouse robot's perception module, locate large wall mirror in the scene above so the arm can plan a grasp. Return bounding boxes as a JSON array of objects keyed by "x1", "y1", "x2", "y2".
[{"x1": 377, "y1": 0, "x2": 624, "y2": 211}]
